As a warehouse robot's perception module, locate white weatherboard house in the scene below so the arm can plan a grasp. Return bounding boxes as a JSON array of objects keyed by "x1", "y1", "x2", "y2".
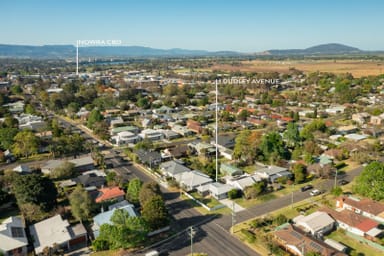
[{"x1": 0, "y1": 216, "x2": 28, "y2": 256}]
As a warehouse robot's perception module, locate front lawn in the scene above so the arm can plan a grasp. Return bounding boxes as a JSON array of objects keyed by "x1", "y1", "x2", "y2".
[{"x1": 327, "y1": 229, "x2": 383, "y2": 256}]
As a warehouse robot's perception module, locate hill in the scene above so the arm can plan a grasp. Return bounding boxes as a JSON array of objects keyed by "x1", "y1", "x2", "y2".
[{"x1": 267, "y1": 43, "x2": 363, "y2": 55}]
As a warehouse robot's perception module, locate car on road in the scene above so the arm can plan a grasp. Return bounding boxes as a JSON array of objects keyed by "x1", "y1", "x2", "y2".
[
  {"x1": 310, "y1": 189, "x2": 322, "y2": 196},
  {"x1": 338, "y1": 179, "x2": 349, "y2": 185},
  {"x1": 300, "y1": 185, "x2": 313, "y2": 192}
]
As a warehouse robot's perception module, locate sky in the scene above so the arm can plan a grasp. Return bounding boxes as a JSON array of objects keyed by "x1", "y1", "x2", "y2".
[{"x1": 1, "y1": 0, "x2": 384, "y2": 52}]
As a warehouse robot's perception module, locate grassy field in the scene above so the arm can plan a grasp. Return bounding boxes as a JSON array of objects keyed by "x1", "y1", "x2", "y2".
[{"x1": 211, "y1": 59, "x2": 384, "y2": 77}]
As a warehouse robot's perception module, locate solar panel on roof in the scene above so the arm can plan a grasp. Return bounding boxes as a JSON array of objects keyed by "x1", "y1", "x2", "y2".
[
  {"x1": 290, "y1": 230, "x2": 303, "y2": 239},
  {"x1": 309, "y1": 241, "x2": 324, "y2": 252}
]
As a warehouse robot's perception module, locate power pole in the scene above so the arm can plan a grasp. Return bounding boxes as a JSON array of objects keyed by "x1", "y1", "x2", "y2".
[
  {"x1": 334, "y1": 168, "x2": 338, "y2": 188},
  {"x1": 189, "y1": 226, "x2": 194, "y2": 256}
]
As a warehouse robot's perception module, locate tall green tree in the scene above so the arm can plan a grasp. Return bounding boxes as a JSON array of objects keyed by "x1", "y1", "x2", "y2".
[
  {"x1": 134, "y1": 138, "x2": 153, "y2": 151},
  {"x1": 126, "y1": 178, "x2": 143, "y2": 205},
  {"x1": 69, "y1": 186, "x2": 92, "y2": 223},
  {"x1": 353, "y1": 161, "x2": 384, "y2": 200},
  {"x1": 283, "y1": 122, "x2": 301, "y2": 148},
  {"x1": 50, "y1": 161, "x2": 76, "y2": 180},
  {"x1": 2, "y1": 116, "x2": 19, "y2": 128},
  {"x1": 12, "y1": 130, "x2": 39, "y2": 158},
  {"x1": 292, "y1": 163, "x2": 307, "y2": 184},
  {"x1": 243, "y1": 181, "x2": 267, "y2": 199},
  {"x1": 233, "y1": 130, "x2": 252, "y2": 161},
  {"x1": 0, "y1": 127, "x2": 18, "y2": 149},
  {"x1": 87, "y1": 109, "x2": 103, "y2": 129},
  {"x1": 139, "y1": 182, "x2": 162, "y2": 206},
  {"x1": 93, "y1": 209, "x2": 148, "y2": 251},
  {"x1": 300, "y1": 119, "x2": 327, "y2": 141},
  {"x1": 11, "y1": 174, "x2": 57, "y2": 212},
  {"x1": 237, "y1": 109, "x2": 249, "y2": 121},
  {"x1": 259, "y1": 131, "x2": 287, "y2": 163},
  {"x1": 141, "y1": 195, "x2": 169, "y2": 230}
]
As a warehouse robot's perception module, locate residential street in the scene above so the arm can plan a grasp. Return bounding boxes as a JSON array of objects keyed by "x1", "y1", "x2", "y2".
[{"x1": 55, "y1": 117, "x2": 365, "y2": 256}]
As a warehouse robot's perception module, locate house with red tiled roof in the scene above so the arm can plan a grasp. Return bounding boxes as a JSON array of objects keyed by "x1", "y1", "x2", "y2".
[
  {"x1": 281, "y1": 116, "x2": 294, "y2": 122},
  {"x1": 336, "y1": 196, "x2": 384, "y2": 223},
  {"x1": 95, "y1": 186, "x2": 125, "y2": 203},
  {"x1": 246, "y1": 117, "x2": 266, "y2": 128},
  {"x1": 236, "y1": 108, "x2": 257, "y2": 115},
  {"x1": 270, "y1": 114, "x2": 282, "y2": 120},
  {"x1": 320, "y1": 207, "x2": 383, "y2": 239},
  {"x1": 187, "y1": 119, "x2": 203, "y2": 134},
  {"x1": 273, "y1": 224, "x2": 346, "y2": 256}
]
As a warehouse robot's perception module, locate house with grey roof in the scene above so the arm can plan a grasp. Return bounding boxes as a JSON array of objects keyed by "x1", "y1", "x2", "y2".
[
  {"x1": 29, "y1": 215, "x2": 87, "y2": 255},
  {"x1": 208, "y1": 182, "x2": 235, "y2": 200},
  {"x1": 0, "y1": 216, "x2": 28, "y2": 256},
  {"x1": 41, "y1": 156, "x2": 95, "y2": 175},
  {"x1": 227, "y1": 175, "x2": 262, "y2": 191},
  {"x1": 175, "y1": 170, "x2": 213, "y2": 192},
  {"x1": 154, "y1": 105, "x2": 175, "y2": 114},
  {"x1": 293, "y1": 211, "x2": 335, "y2": 237},
  {"x1": 135, "y1": 150, "x2": 162, "y2": 168},
  {"x1": 12, "y1": 164, "x2": 31, "y2": 174},
  {"x1": 255, "y1": 165, "x2": 292, "y2": 183},
  {"x1": 171, "y1": 124, "x2": 194, "y2": 137},
  {"x1": 139, "y1": 129, "x2": 164, "y2": 141},
  {"x1": 73, "y1": 173, "x2": 106, "y2": 188},
  {"x1": 161, "y1": 129, "x2": 181, "y2": 140},
  {"x1": 188, "y1": 141, "x2": 216, "y2": 157},
  {"x1": 159, "y1": 160, "x2": 191, "y2": 178}
]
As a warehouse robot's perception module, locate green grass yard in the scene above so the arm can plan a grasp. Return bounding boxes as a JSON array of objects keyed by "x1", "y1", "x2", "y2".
[{"x1": 327, "y1": 229, "x2": 383, "y2": 256}]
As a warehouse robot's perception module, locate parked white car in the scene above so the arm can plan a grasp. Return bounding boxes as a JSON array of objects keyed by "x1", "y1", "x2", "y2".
[{"x1": 310, "y1": 189, "x2": 322, "y2": 196}]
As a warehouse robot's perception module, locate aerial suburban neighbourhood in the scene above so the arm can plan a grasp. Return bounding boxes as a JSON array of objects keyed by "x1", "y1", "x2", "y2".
[{"x1": 2, "y1": 1, "x2": 384, "y2": 256}]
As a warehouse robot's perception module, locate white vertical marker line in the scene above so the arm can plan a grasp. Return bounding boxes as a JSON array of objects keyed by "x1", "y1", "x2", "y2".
[
  {"x1": 76, "y1": 40, "x2": 79, "y2": 76},
  {"x1": 215, "y1": 79, "x2": 218, "y2": 182}
]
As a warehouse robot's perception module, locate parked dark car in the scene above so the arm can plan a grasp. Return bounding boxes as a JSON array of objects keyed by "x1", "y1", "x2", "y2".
[{"x1": 300, "y1": 185, "x2": 313, "y2": 192}]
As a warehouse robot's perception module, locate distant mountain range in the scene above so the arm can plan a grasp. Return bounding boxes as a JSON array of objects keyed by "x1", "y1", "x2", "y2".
[
  {"x1": 265, "y1": 43, "x2": 363, "y2": 55},
  {"x1": 0, "y1": 44, "x2": 241, "y2": 58},
  {"x1": 0, "y1": 43, "x2": 380, "y2": 58}
]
